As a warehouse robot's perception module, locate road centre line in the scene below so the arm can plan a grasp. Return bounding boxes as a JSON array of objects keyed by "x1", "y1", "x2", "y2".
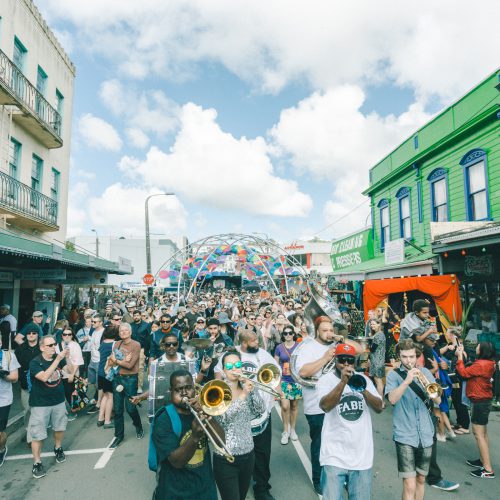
[{"x1": 6, "y1": 448, "x2": 108, "y2": 461}]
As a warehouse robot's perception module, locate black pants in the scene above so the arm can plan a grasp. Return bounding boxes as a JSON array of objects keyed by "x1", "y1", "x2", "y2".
[
  {"x1": 214, "y1": 451, "x2": 255, "y2": 500},
  {"x1": 426, "y1": 436, "x2": 442, "y2": 485},
  {"x1": 81, "y1": 351, "x2": 91, "y2": 379},
  {"x1": 305, "y1": 413, "x2": 324, "y2": 486},
  {"x1": 451, "y1": 383, "x2": 470, "y2": 429},
  {"x1": 63, "y1": 379, "x2": 74, "y2": 406},
  {"x1": 252, "y1": 416, "x2": 272, "y2": 496},
  {"x1": 112, "y1": 375, "x2": 142, "y2": 440}
]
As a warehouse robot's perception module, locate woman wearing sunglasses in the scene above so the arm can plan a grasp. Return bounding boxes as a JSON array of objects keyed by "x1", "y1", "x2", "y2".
[
  {"x1": 214, "y1": 351, "x2": 265, "y2": 500},
  {"x1": 274, "y1": 327, "x2": 302, "y2": 445}
]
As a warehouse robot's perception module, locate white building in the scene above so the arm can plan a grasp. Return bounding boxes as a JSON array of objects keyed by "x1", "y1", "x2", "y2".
[{"x1": 71, "y1": 236, "x2": 179, "y2": 286}]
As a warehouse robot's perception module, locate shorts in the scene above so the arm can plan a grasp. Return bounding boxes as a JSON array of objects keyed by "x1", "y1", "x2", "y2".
[
  {"x1": 281, "y1": 381, "x2": 303, "y2": 400},
  {"x1": 28, "y1": 402, "x2": 67, "y2": 441},
  {"x1": 471, "y1": 400, "x2": 492, "y2": 426},
  {"x1": 88, "y1": 361, "x2": 99, "y2": 384},
  {"x1": 0, "y1": 404, "x2": 11, "y2": 432},
  {"x1": 395, "y1": 442, "x2": 432, "y2": 478},
  {"x1": 98, "y1": 375, "x2": 113, "y2": 393}
]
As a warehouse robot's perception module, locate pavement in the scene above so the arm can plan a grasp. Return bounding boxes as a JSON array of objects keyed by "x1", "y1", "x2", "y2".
[{"x1": 2, "y1": 398, "x2": 500, "y2": 500}]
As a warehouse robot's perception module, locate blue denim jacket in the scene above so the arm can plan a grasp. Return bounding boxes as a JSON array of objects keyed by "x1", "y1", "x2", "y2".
[{"x1": 385, "y1": 366, "x2": 436, "y2": 448}]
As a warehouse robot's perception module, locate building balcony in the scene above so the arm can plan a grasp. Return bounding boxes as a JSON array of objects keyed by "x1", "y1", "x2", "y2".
[
  {"x1": 0, "y1": 170, "x2": 59, "y2": 231},
  {"x1": 0, "y1": 49, "x2": 62, "y2": 149}
]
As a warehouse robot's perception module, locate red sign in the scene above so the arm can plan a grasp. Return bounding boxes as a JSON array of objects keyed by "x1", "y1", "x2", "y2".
[{"x1": 143, "y1": 274, "x2": 155, "y2": 285}]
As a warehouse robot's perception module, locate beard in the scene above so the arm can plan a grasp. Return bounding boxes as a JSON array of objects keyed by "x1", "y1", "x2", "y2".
[{"x1": 246, "y1": 346, "x2": 259, "y2": 354}]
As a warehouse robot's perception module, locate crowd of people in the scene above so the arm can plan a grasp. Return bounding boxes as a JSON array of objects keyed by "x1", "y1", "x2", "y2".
[{"x1": 0, "y1": 288, "x2": 498, "y2": 499}]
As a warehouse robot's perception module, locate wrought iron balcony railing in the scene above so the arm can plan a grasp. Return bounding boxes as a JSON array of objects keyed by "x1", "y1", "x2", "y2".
[
  {"x1": 0, "y1": 170, "x2": 58, "y2": 228},
  {"x1": 0, "y1": 48, "x2": 62, "y2": 138}
]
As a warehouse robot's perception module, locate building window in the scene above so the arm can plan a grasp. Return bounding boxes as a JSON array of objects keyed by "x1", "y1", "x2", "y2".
[
  {"x1": 427, "y1": 168, "x2": 448, "y2": 222},
  {"x1": 8, "y1": 138, "x2": 21, "y2": 179},
  {"x1": 55, "y1": 89, "x2": 64, "y2": 133},
  {"x1": 50, "y1": 168, "x2": 60, "y2": 201},
  {"x1": 31, "y1": 155, "x2": 43, "y2": 208},
  {"x1": 13, "y1": 36, "x2": 27, "y2": 70},
  {"x1": 35, "y1": 66, "x2": 48, "y2": 117},
  {"x1": 378, "y1": 199, "x2": 390, "y2": 250},
  {"x1": 460, "y1": 149, "x2": 489, "y2": 221},
  {"x1": 396, "y1": 187, "x2": 411, "y2": 239},
  {"x1": 413, "y1": 135, "x2": 419, "y2": 149}
]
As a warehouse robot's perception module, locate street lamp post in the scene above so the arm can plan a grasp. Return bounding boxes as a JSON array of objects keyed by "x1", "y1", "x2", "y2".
[
  {"x1": 91, "y1": 228, "x2": 99, "y2": 257},
  {"x1": 145, "y1": 193, "x2": 175, "y2": 300}
]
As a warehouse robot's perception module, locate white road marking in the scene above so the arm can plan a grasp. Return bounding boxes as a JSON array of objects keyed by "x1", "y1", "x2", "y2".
[
  {"x1": 93, "y1": 437, "x2": 118, "y2": 469},
  {"x1": 273, "y1": 403, "x2": 313, "y2": 482},
  {"x1": 6, "y1": 448, "x2": 108, "y2": 461}
]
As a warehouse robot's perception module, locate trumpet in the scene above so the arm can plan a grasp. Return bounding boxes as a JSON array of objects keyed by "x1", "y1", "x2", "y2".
[
  {"x1": 239, "y1": 363, "x2": 281, "y2": 398},
  {"x1": 412, "y1": 367, "x2": 443, "y2": 399},
  {"x1": 182, "y1": 380, "x2": 235, "y2": 462}
]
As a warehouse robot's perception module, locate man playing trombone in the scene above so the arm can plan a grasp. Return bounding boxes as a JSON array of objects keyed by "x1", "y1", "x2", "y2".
[{"x1": 152, "y1": 369, "x2": 224, "y2": 500}]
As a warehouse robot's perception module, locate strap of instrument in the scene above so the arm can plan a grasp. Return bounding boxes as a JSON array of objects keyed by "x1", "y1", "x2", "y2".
[{"x1": 395, "y1": 368, "x2": 433, "y2": 413}]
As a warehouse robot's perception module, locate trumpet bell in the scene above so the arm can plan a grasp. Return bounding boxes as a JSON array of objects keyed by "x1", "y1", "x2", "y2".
[
  {"x1": 426, "y1": 383, "x2": 443, "y2": 399},
  {"x1": 258, "y1": 363, "x2": 281, "y2": 389},
  {"x1": 199, "y1": 380, "x2": 232, "y2": 416}
]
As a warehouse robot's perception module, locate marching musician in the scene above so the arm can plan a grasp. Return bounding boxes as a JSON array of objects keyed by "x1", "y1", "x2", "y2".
[
  {"x1": 318, "y1": 344, "x2": 383, "y2": 499},
  {"x1": 214, "y1": 350, "x2": 266, "y2": 500},
  {"x1": 294, "y1": 316, "x2": 362, "y2": 495},
  {"x1": 215, "y1": 330, "x2": 281, "y2": 500},
  {"x1": 152, "y1": 369, "x2": 224, "y2": 500}
]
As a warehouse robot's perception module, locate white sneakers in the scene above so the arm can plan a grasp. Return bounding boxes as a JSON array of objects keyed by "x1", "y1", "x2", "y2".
[
  {"x1": 281, "y1": 429, "x2": 298, "y2": 444},
  {"x1": 281, "y1": 432, "x2": 289, "y2": 445},
  {"x1": 436, "y1": 433, "x2": 446, "y2": 442},
  {"x1": 445, "y1": 429, "x2": 456, "y2": 439}
]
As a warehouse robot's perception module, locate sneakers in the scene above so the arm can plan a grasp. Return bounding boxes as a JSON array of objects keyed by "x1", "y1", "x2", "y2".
[
  {"x1": 466, "y1": 458, "x2": 483, "y2": 467},
  {"x1": 280, "y1": 431, "x2": 289, "y2": 445},
  {"x1": 470, "y1": 467, "x2": 495, "y2": 479},
  {"x1": 430, "y1": 479, "x2": 460, "y2": 491},
  {"x1": 67, "y1": 413, "x2": 77, "y2": 422},
  {"x1": 136, "y1": 427, "x2": 144, "y2": 440},
  {"x1": 54, "y1": 447, "x2": 66, "y2": 463},
  {"x1": 103, "y1": 422, "x2": 115, "y2": 429},
  {"x1": 436, "y1": 433, "x2": 446, "y2": 442},
  {"x1": 445, "y1": 429, "x2": 456, "y2": 439},
  {"x1": 32, "y1": 462, "x2": 46, "y2": 479},
  {"x1": 86, "y1": 404, "x2": 99, "y2": 415},
  {"x1": 109, "y1": 437, "x2": 123, "y2": 449},
  {"x1": 0, "y1": 446, "x2": 7, "y2": 468},
  {"x1": 289, "y1": 429, "x2": 298, "y2": 441}
]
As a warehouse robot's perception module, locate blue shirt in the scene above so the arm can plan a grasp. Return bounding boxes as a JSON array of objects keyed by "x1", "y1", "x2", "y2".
[{"x1": 385, "y1": 367, "x2": 436, "y2": 448}]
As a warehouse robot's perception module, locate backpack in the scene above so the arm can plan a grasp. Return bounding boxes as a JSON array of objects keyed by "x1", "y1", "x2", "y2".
[{"x1": 148, "y1": 404, "x2": 182, "y2": 472}]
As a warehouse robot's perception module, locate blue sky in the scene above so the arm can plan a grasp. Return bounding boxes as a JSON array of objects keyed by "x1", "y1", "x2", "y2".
[{"x1": 36, "y1": 0, "x2": 499, "y2": 246}]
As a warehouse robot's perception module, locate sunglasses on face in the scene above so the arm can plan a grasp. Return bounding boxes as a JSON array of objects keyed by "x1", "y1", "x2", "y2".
[
  {"x1": 62, "y1": 333, "x2": 72, "y2": 337},
  {"x1": 337, "y1": 356, "x2": 355, "y2": 365},
  {"x1": 45, "y1": 343, "x2": 56, "y2": 348},
  {"x1": 164, "y1": 342, "x2": 178, "y2": 347},
  {"x1": 197, "y1": 320, "x2": 205, "y2": 324},
  {"x1": 283, "y1": 331, "x2": 294, "y2": 336},
  {"x1": 27, "y1": 332, "x2": 38, "y2": 335},
  {"x1": 248, "y1": 317, "x2": 256, "y2": 321},
  {"x1": 112, "y1": 317, "x2": 121, "y2": 321},
  {"x1": 225, "y1": 361, "x2": 242, "y2": 370},
  {"x1": 161, "y1": 320, "x2": 171, "y2": 323}
]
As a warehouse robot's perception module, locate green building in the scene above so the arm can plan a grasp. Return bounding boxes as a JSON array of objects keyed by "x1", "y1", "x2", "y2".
[{"x1": 330, "y1": 69, "x2": 500, "y2": 325}]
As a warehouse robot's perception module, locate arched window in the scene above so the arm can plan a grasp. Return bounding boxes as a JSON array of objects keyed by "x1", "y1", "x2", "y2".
[
  {"x1": 396, "y1": 187, "x2": 411, "y2": 239},
  {"x1": 460, "y1": 149, "x2": 490, "y2": 221},
  {"x1": 427, "y1": 168, "x2": 448, "y2": 222},
  {"x1": 377, "y1": 199, "x2": 390, "y2": 250}
]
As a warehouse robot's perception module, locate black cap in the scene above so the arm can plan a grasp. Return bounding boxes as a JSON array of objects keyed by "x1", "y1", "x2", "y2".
[{"x1": 206, "y1": 318, "x2": 220, "y2": 327}]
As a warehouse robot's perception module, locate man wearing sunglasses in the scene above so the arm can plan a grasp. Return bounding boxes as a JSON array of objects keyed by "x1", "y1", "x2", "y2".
[
  {"x1": 28, "y1": 336, "x2": 69, "y2": 478},
  {"x1": 318, "y1": 344, "x2": 383, "y2": 499},
  {"x1": 150, "y1": 315, "x2": 177, "y2": 360}
]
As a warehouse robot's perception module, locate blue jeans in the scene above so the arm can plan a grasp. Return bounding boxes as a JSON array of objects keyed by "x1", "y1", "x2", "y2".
[
  {"x1": 112, "y1": 375, "x2": 142, "y2": 440},
  {"x1": 305, "y1": 413, "x2": 324, "y2": 486},
  {"x1": 321, "y1": 465, "x2": 372, "y2": 500}
]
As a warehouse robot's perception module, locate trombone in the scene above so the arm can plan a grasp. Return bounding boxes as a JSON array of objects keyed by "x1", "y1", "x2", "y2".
[
  {"x1": 182, "y1": 380, "x2": 235, "y2": 463},
  {"x1": 239, "y1": 363, "x2": 281, "y2": 398}
]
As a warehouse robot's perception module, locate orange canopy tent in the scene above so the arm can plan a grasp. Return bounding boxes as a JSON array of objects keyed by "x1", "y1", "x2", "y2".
[{"x1": 363, "y1": 275, "x2": 462, "y2": 322}]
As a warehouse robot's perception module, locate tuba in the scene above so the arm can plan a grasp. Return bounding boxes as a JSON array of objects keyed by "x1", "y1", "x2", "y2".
[{"x1": 290, "y1": 281, "x2": 347, "y2": 388}]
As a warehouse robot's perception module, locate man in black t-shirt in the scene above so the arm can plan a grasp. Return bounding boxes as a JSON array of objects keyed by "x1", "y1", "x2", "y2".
[
  {"x1": 28, "y1": 336, "x2": 69, "y2": 479},
  {"x1": 152, "y1": 370, "x2": 223, "y2": 500}
]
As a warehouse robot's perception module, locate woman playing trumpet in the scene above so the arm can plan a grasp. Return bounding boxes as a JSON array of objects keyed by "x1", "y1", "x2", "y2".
[{"x1": 214, "y1": 351, "x2": 266, "y2": 500}]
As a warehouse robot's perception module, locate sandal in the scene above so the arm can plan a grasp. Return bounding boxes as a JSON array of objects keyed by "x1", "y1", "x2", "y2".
[{"x1": 455, "y1": 427, "x2": 470, "y2": 434}]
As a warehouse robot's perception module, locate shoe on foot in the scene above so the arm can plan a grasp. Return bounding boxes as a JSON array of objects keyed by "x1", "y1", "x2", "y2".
[
  {"x1": 96, "y1": 420, "x2": 104, "y2": 427},
  {"x1": 54, "y1": 447, "x2": 66, "y2": 463},
  {"x1": 0, "y1": 446, "x2": 7, "y2": 468},
  {"x1": 67, "y1": 413, "x2": 77, "y2": 422},
  {"x1": 466, "y1": 458, "x2": 483, "y2": 467},
  {"x1": 87, "y1": 405, "x2": 99, "y2": 415},
  {"x1": 280, "y1": 431, "x2": 289, "y2": 445},
  {"x1": 103, "y1": 422, "x2": 114, "y2": 429},
  {"x1": 470, "y1": 467, "x2": 495, "y2": 479},
  {"x1": 445, "y1": 429, "x2": 456, "y2": 439},
  {"x1": 109, "y1": 437, "x2": 123, "y2": 449},
  {"x1": 313, "y1": 482, "x2": 323, "y2": 495},
  {"x1": 32, "y1": 462, "x2": 46, "y2": 479},
  {"x1": 136, "y1": 427, "x2": 145, "y2": 440},
  {"x1": 430, "y1": 479, "x2": 459, "y2": 491},
  {"x1": 454, "y1": 427, "x2": 469, "y2": 435},
  {"x1": 436, "y1": 433, "x2": 446, "y2": 442},
  {"x1": 289, "y1": 429, "x2": 298, "y2": 441}
]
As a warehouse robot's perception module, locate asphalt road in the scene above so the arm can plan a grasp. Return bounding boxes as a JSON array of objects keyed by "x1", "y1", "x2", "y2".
[{"x1": 2, "y1": 399, "x2": 499, "y2": 500}]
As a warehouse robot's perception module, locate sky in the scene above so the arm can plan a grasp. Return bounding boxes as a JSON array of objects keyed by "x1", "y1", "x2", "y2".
[{"x1": 36, "y1": 0, "x2": 499, "y2": 247}]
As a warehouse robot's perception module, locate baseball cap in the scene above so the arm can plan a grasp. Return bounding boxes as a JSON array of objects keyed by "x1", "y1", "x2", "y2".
[
  {"x1": 428, "y1": 333, "x2": 440, "y2": 341},
  {"x1": 0, "y1": 304, "x2": 10, "y2": 310},
  {"x1": 196, "y1": 316, "x2": 206, "y2": 322},
  {"x1": 33, "y1": 311, "x2": 44, "y2": 318},
  {"x1": 335, "y1": 343, "x2": 357, "y2": 356},
  {"x1": 207, "y1": 318, "x2": 220, "y2": 327},
  {"x1": 128, "y1": 301, "x2": 136, "y2": 307}
]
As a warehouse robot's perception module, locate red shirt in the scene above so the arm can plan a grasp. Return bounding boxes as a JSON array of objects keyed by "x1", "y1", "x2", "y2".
[{"x1": 456, "y1": 358, "x2": 496, "y2": 402}]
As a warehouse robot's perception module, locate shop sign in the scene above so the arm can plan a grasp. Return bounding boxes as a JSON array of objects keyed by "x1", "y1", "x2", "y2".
[
  {"x1": 20, "y1": 269, "x2": 66, "y2": 280},
  {"x1": 465, "y1": 255, "x2": 494, "y2": 276},
  {"x1": 331, "y1": 229, "x2": 374, "y2": 270},
  {"x1": 0, "y1": 271, "x2": 13, "y2": 282},
  {"x1": 66, "y1": 271, "x2": 108, "y2": 284},
  {"x1": 384, "y1": 239, "x2": 405, "y2": 265}
]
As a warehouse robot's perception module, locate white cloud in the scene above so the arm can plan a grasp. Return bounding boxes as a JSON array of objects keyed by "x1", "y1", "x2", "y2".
[
  {"x1": 66, "y1": 182, "x2": 90, "y2": 237},
  {"x1": 119, "y1": 103, "x2": 312, "y2": 217},
  {"x1": 126, "y1": 128, "x2": 150, "y2": 149},
  {"x1": 77, "y1": 113, "x2": 122, "y2": 151},
  {"x1": 75, "y1": 169, "x2": 96, "y2": 180},
  {"x1": 88, "y1": 184, "x2": 188, "y2": 237},
  {"x1": 38, "y1": 0, "x2": 500, "y2": 101}
]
